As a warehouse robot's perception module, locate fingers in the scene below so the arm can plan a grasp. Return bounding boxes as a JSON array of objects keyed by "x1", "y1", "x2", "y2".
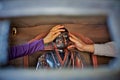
[
  {"x1": 44, "y1": 25, "x2": 65, "y2": 44},
  {"x1": 51, "y1": 25, "x2": 64, "y2": 32},
  {"x1": 69, "y1": 37, "x2": 76, "y2": 43},
  {"x1": 50, "y1": 25, "x2": 65, "y2": 35},
  {"x1": 52, "y1": 29, "x2": 65, "y2": 35},
  {"x1": 69, "y1": 33, "x2": 79, "y2": 41},
  {"x1": 51, "y1": 29, "x2": 65, "y2": 40},
  {"x1": 69, "y1": 32, "x2": 84, "y2": 44},
  {"x1": 69, "y1": 33, "x2": 79, "y2": 43},
  {"x1": 67, "y1": 45, "x2": 75, "y2": 49},
  {"x1": 53, "y1": 32, "x2": 61, "y2": 39}
]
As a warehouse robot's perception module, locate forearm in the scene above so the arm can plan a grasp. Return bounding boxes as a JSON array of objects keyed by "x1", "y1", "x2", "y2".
[
  {"x1": 84, "y1": 44, "x2": 94, "y2": 53},
  {"x1": 9, "y1": 39, "x2": 44, "y2": 60}
]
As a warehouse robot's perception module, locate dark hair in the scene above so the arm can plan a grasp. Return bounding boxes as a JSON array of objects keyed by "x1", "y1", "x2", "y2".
[{"x1": 61, "y1": 28, "x2": 68, "y2": 33}]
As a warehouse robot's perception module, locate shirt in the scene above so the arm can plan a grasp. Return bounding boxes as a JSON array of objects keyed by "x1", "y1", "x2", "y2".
[{"x1": 9, "y1": 39, "x2": 44, "y2": 60}]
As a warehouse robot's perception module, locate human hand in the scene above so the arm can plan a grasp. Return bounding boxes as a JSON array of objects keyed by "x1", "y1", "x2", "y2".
[
  {"x1": 68, "y1": 33, "x2": 94, "y2": 53},
  {"x1": 43, "y1": 25, "x2": 65, "y2": 44}
]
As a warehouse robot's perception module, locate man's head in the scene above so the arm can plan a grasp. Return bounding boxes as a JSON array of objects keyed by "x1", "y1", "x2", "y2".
[{"x1": 54, "y1": 28, "x2": 69, "y2": 49}]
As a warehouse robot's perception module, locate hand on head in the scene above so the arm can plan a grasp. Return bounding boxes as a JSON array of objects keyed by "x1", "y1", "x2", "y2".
[
  {"x1": 43, "y1": 25, "x2": 65, "y2": 44},
  {"x1": 68, "y1": 33, "x2": 94, "y2": 53},
  {"x1": 44, "y1": 25, "x2": 94, "y2": 53}
]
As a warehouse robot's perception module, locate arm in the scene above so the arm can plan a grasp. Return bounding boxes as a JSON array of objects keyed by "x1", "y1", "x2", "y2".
[
  {"x1": 94, "y1": 42, "x2": 116, "y2": 57},
  {"x1": 9, "y1": 25, "x2": 65, "y2": 60},
  {"x1": 69, "y1": 33, "x2": 116, "y2": 57},
  {"x1": 9, "y1": 39, "x2": 44, "y2": 60}
]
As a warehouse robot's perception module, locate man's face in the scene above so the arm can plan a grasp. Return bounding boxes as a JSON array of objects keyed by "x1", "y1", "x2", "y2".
[{"x1": 54, "y1": 32, "x2": 69, "y2": 49}]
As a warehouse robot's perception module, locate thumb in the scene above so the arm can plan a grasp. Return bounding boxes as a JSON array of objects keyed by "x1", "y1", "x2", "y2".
[
  {"x1": 69, "y1": 37, "x2": 76, "y2": 43},
  {"x1": 67, "y1": 45, "x2": 75, "y2": 49}
]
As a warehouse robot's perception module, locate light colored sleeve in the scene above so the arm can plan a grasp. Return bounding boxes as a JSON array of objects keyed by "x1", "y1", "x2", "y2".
[{"x1": 94, "y1": 41, "x2": 116, "y2": 57}]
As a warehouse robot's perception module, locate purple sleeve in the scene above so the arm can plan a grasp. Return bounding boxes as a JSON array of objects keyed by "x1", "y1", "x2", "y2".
[{"x1": 9, "y1": 39, "x2": 44, "y2": 60}]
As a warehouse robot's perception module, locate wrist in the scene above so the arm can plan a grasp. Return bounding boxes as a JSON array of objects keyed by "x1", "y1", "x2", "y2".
[
  {"x1": 43, "y1": 38, "x2": 48, "y2": 44},
  {"x1": 84, "y1": 44, "x2": 94, "y2": 53}
]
